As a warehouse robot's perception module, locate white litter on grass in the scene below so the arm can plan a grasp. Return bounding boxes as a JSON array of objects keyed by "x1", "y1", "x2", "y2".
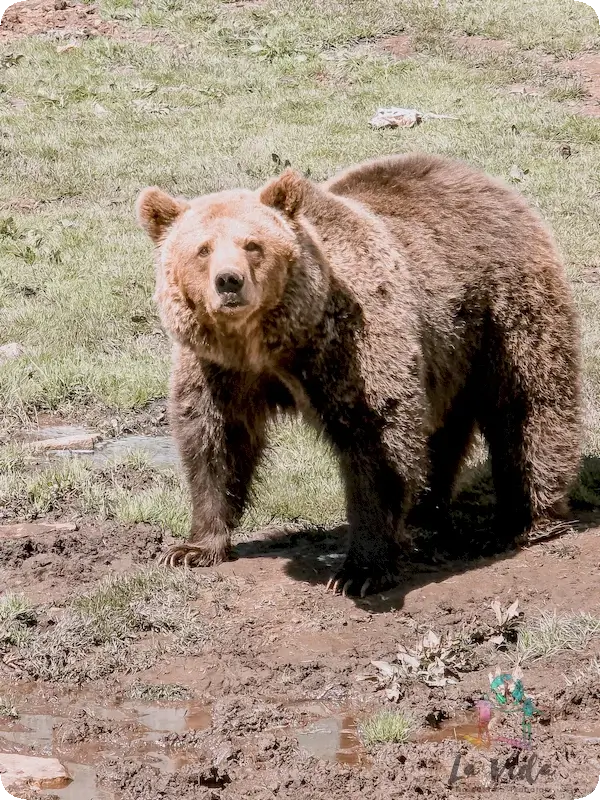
[{"x1": 369, "y1": 107, "x2": 458, "y2": 129}]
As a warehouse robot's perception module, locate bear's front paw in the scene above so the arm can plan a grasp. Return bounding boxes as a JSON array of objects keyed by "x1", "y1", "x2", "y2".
[
  {"x1": 326, "y1": 560, "x2": 399, "y2": 598},
  {"x1": 158, "y1": 542, "x2": 229, "y2": 569}
]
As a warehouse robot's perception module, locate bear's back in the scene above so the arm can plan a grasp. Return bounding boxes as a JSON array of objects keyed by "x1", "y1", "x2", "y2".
[
  {"x1": 324, "y1": 152, "x2": 538, "y2": 240},
  {"x1": 322, "y1": 152, "x2": 561, "y2": 291}
]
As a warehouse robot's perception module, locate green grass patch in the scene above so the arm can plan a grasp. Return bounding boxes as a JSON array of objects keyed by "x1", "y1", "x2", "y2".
[
  {"x1": 0, "y1": 0, "x2": 598, "y2": 446},
  {"x1": 0, "y1": 0, "x2": 599, "y2": 546},
  {"x1": 0, "y1": 419, "x2": 345, "y2": 536},
  {"x1": 359, "y1": 710, "x2": 415, "y2": 745}
]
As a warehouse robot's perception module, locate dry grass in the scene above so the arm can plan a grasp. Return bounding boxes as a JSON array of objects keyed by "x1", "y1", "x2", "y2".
[
  {"x1": 517, "y1": 610, "x2": 600, "y2": 663},
  {"x1": 126, "y1": 682, "x2": 194, "y2": 701}
]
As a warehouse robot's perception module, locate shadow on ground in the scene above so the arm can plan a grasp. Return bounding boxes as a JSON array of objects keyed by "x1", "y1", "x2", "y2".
[{"x1": 233, "y1": 456, "x2": 600, "y2": 613}]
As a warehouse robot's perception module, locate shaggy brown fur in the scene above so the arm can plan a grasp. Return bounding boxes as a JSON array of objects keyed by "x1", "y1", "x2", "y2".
[{"x1": 136, "y1": 153, "x2": 581, "y2": 597}]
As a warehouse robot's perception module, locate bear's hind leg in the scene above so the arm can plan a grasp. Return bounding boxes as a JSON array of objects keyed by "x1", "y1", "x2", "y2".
[
  {"x1": 328, "y1": 450, "x2": 409, "y2": 597},
  {"x1": 479, "y1": 301, "x2": 580, "y2": 548},
  {"x1": 479, "y1": 390, "x2": 579, "y2": 549},
  {"x1": 413, "y1": 390, "x2": 477, "y2": 544},
  {"x1": 479, "y1": 403, "x2": 532, "y2": 548}
]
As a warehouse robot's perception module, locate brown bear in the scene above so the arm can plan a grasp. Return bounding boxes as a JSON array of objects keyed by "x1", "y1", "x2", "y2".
[{"x1": 136, "y1": 152, "x2": 581, "y2": 597}]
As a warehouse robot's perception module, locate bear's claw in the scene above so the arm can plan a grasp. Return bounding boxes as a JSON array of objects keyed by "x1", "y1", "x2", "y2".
[
  {"x1": 326, "y1": 565, "x2": 398, "y2": 598},
  {"x1": 158, "y1": 543, "x2": 228, "y2": 569}
]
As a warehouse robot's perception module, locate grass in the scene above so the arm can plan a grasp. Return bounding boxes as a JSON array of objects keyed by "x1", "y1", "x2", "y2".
[
  {"x1": 0, "y1": 0, "x2": 598, "y2": 448},
  {"x1": 0, "y1": 420, "x2": 346, "y2": 535},
  {"x1": 359, "y1": 710, "x2": 415, "y2": 746},
  {"x1": 0, "y1": 594, "x2": 37, "y2": 649},
  {"x1": 517, "y1": 611, "x2": 600, "y2": 663},
  {"x1": 0, "y1": 568, "x2": 215, "y2": 683}
]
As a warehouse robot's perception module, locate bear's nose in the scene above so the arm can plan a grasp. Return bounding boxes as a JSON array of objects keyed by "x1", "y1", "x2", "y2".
[{"x1": 215, "y1": 271, "x2": 245, "y2": 295}]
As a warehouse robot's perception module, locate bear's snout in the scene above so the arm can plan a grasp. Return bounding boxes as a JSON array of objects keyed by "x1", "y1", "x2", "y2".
[{"x1": 214, "y1": 269, "x2": 246, "y2": 307}]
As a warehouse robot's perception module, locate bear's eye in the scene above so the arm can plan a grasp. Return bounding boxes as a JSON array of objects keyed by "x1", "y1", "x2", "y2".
[
  {"x1": 198, "y1": 244, "x2": 211, "y2": 257},
  {"x1": 244, "y1": 241, "x2": 261, "y2": 253}
]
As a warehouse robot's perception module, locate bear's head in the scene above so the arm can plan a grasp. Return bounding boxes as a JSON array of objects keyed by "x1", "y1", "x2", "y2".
[{"x1": 136, "y1": 171, "x2": 312, "y2": 357}]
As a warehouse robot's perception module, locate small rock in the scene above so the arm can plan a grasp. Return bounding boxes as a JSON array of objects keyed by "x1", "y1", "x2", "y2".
[
  {"x1": 0, "y1": 342, "x2": 24, "y2": 364},
  {"x1": 559, "y1": 143, "x2": 572, "y2": 159},
  {"x1": 31, "y1": 433, "x2": 101, "y2": 452},
  {"x1": 54, "y1": 0, "x2": 67, "y2": 8},
  {"x1": 0, "y1": 753, "x2": 71, "y2": 792},
  {"x1": 56, "y1": 41, "x2": 80, "y2": 53}
]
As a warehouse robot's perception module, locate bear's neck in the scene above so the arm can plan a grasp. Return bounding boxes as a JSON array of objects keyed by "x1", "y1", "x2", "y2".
[{"x1": 261, "y1": 222, "x2": 331, "y2": 358}]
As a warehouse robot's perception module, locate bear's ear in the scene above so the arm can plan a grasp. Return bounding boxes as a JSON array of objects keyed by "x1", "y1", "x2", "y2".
[
  {"x1": 136, "y1": 187, "x2": 189, "y2": 244},
  {"x1": 260, "y1": 168, "x2": 305, "y2": 219}
]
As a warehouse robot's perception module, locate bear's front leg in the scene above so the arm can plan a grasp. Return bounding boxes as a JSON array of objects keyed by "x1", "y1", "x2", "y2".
[
  {"x1": 159, "y1": 362, "x2": 267, "y2": 569},
  {"x1": 327, "y1": 452, "x2": 410, "y2": 597}
]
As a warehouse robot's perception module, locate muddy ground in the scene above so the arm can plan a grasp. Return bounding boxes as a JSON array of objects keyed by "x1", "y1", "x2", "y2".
[{"x1": 1, "y1": 426, "x2": 600, "y2": 799}]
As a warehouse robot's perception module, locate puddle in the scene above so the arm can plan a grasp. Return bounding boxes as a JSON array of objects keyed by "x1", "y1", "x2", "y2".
[
  {"x1": 0, "y1": 701, "x2": 211, "y2": 800},
  {"x1": 92, "y1": 435, "x2": 180, "y2": 468},
  {"x1": 562, "y1": 728, "x2": 600, "y2": 744},
  {"x1": 25, "y1": 424, "x2": 179, "y2": 469},
  {"x1": 0, "y1": 714, "x2": 56, "y2": 753},
  {"x1": 126, "y1": 703, "x2": 211, "y2": 735},
  {"x1": 39, "y1": 763, "x2": 112, "y2": 799},
  {"x1": 295, "y1": 715, "x2": 367, "y2": 766},
  {"x1": 422, "y1": 714, "x2": 488, "y2": 747}
]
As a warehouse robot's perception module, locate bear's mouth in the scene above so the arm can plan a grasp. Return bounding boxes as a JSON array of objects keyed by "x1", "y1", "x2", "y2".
[{"x1": 218, "y1": 293, "x2": 248, "y2": 311}]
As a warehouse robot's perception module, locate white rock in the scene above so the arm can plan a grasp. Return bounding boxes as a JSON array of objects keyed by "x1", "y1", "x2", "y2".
[
  {"x1": 0, "y1": 521, "x2": 78, "y2": 540},
  {"x1": 31, "y1": 433, "x2": 101, "y2": 452},
  {"x1": 0, "y1": 753, "x2": 71, "y2": 794}
]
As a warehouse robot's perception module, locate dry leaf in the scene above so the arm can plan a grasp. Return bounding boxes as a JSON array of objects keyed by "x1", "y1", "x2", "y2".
[
  {"x1": 371, "y1": 660, "x2": 397, "y2": 678},
  {"x1": 422, "y1": 630, "x2": 441, "y2": 649}
]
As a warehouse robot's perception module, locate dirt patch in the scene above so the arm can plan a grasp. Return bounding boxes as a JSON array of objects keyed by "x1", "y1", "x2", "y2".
[
  {"x1": 1, "y1": 2, "x2": 599, "y2": 795},
  {"x1": 562, "y1": 53, "x2": 600, "y2": 116},
  {"x1": 1, "y1": 507, "x2": 600, "y2": 796},
  {"x1": 0, "y1": 0, "x2": 120, "y2": 40},
  {"x1": 0, "y1": 0, "x2": 167, "y2": 43},
  {"x1": 378, "y1": 34, "x2": 414, "y2": 60},
  {"x1": 0, "y1": 522, "x2": 166, "y2": 602}
]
